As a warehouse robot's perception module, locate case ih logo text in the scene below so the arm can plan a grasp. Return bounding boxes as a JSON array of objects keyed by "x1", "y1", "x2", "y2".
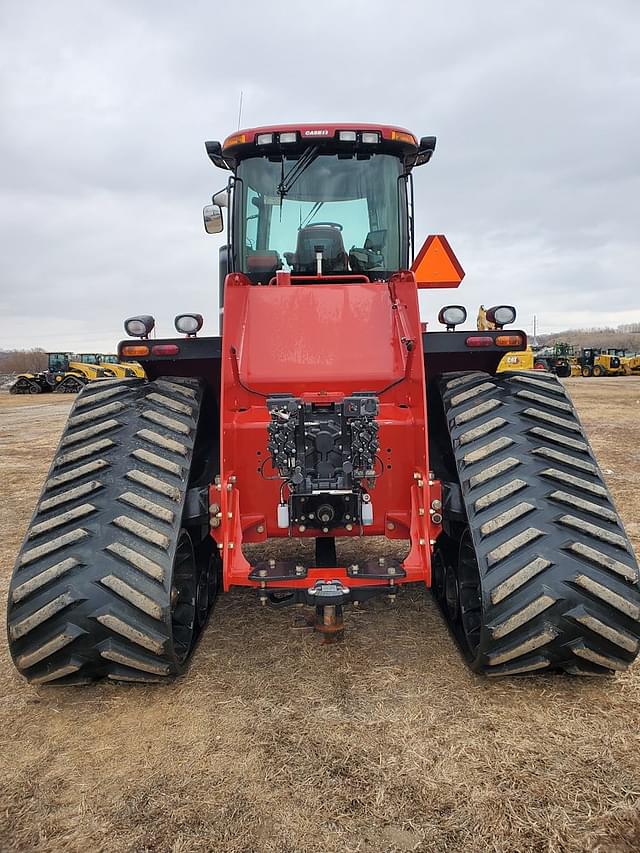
[{"x1": 304, "y1": 129, "x2": 329, "y2": 136}]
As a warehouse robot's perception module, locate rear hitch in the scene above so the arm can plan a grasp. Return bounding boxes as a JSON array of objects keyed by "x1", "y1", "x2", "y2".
[
  {"x1": 307, "y1": 579, "x2": 351, "y2": 606},
  {"x1": 294, "y1": 580, "x2": 350, "y2": 643}
]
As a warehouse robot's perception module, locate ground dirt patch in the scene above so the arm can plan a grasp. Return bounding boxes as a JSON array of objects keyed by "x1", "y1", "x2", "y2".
[{"x1": 1, "y1": 381, "x2": 639, "y2": 852}]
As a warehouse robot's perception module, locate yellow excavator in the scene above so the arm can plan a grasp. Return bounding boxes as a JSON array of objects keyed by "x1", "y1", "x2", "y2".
[
  {"x1": 497, "y1": 348, "x2": 535, "y2": 371},
  {"x1": 477, "y1": 306, "x2": 536, "y2": 373}
]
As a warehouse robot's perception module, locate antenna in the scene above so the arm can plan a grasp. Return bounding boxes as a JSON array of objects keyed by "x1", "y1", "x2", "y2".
[{"x1": 237, "y1": 90, "x2": 243, "y2": 130}]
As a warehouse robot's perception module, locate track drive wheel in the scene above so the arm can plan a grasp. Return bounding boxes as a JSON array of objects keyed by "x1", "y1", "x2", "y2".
[
  {"x1": 437, "y1": 370, "x2": 640, "y2": 676},
  {"x1": 54, "y1": 375, "x2": 86, "y2": 394},
  {"x1": 6, "y1": 377, "x2": 215, "y2": 684},
  {"x1": 10, "y1": 378, "x2": 40, "y2": 395},
  {"x1": 195, "y1": 542, "x2": 221, "y2": 630}
]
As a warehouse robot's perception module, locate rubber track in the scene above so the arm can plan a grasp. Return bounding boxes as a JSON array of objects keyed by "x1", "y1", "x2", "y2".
[
  {"x1": 6, "y1": 376, "x2": 205, "y2": 684},
  {"x1": 439, "y1": 370, "x2": 640, "y2": 676}
]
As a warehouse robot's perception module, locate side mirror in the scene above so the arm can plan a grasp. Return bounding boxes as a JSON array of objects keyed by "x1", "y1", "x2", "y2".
[
  {"x1": 203, "y1": 204, "x2": 224, "y2": 235},
  {"x1": 415, "y1": 136, "x2": 437, "y2": 166}
]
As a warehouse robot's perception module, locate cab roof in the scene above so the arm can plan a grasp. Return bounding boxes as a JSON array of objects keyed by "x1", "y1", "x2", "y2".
[
  {"x1": 206, "y1": 123, "x2": 435, "y2": 171},
  {"x1": 224, "y1": 123, "x2": 417, "y2": 148}
]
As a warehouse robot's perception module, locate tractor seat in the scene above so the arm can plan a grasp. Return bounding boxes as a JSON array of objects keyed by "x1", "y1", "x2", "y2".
[
  {"x1": 287, "y1": 225, "x2": 349, "y2": 274},
  {"x1": 246, "y1": 250, "x2": 282, "y2": 280}
]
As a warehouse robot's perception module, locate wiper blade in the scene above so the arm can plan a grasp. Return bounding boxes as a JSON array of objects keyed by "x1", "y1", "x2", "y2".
[
  {"x1": 300, "y1": 200, "x2": 324, "y2": 229},
  {"x1": 277, "y1": 146, "x2": 320, "y2": 200}
]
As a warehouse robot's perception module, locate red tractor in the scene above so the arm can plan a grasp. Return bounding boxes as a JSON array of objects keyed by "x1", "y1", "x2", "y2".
[{"x1": 7, "y1": 124, "x2": 640, "y2": 684}]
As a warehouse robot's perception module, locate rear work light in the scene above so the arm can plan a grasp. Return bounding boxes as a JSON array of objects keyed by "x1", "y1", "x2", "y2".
[
  {"x1": 438, "y1": 305, "x2": 467, "y2": 330},
  {"x1": 496, "y1": 335, "x2": 525, "y2": 348},
  {"x1": 175, "y1": 313, "x2": 203, "y2": 336},
  {"x1": 278, "y1": 131, "x2": 298, "y2": 144},
  {"x1": 121, "y1": 345, "x2": 150, "y2": 357},
  {"x1": 151, "y1": 344, "x2": 180, "y2": 356},
  {"x1": 124, "y1": 315, "x2": 155, "y2": 339},
  {"x1": 486, "y1": 305, "x2": 517, "y2": 328},
  {"x1": 360, "y1": 131, "x2": 380, "y2": 144},
  {"x1": 466, "y1": 336, "x2": 493, "y2": 347},
  {"x1": 256, "y1": 133, "x2": 274, "y2": 145},
  {"x1": 338, "y1": 130, "x2": 357, "y2": 142}
]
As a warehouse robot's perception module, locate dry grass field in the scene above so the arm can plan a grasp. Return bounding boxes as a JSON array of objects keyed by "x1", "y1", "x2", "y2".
[{"x1": 1, "y1": 380, "x2": 640, "y2": 852}]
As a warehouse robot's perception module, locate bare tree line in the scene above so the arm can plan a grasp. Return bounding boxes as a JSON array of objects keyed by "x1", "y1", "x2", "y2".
[
  {"x1": 0, "y1": 349, "x2": 48, "y2": 373},
  {"x1": 536, "y1": 322, "x2": 640, "y2": 352}
]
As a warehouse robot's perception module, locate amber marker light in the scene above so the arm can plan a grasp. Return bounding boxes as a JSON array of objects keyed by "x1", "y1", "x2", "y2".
[
  {"x1": 121, "y1": 345, "x2": 150, "y2": 357},
  {"x1": 496, "y1": 335, "x2": 524, "y2": 348},
  {"x1": 223, "y1": 133, "x2": 246, "y2": 148},
  {"x1": 391, "y1": 130, "x2": 417, "y2": 145}
]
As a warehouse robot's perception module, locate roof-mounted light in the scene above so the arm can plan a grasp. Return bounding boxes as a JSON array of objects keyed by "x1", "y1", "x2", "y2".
[
  {"x1": 174, "y1": 313, "x2": 203, "y2": 337},
  {"x1": 224, "y1": 133, "x2": 246, "y2": 148},
  {"x1": 279, "y1": 131, "x2": 298, "y2": 144},
  {"x1": 338, "y1": 130, "x2": 357, "y2": 142},
  {"x1": 391, "y1": 130, "x2": 417, "y2": 145},
  {"x1": 361, "y1": 131, "x2": 380, "y2": 144},
  {"x1": 256, "y1": 133, "x2": 274, "y2": 145},
  {"x1": 124, "y1": 315, "x2": 155, "y2": 339}
]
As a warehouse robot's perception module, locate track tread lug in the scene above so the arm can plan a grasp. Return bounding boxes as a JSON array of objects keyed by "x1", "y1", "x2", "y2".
[{"x1": 136, "y1": 428, "x2": 189, "y2": 456}]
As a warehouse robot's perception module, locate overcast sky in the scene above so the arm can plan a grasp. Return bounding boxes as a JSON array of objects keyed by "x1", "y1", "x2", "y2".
[{"x1": 1, "y1": 0, "x2": 639, "y2": 351}]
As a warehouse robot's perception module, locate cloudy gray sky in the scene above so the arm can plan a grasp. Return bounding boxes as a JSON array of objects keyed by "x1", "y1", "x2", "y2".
[{"x1": 1, "y1": 0, "x2": 639, "y2": 351}]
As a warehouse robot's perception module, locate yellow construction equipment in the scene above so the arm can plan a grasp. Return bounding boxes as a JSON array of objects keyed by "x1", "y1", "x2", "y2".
[
  {"x1": 477, "y1": 304, "x2": 496, "y2": 331},
  {"x1": 52, "y1": 353, "x2": 107, "y2": 391},
  {"x1": 99, "y1": 354, "x2": 146, "y2": 378},
  {"x1": 577, "y1": 348, "x2": 625, "y2": 377},
  {"x1": 496, "y1": 347, "x2": 534, "y2": 372},
  {"x1": 76, "y1": 353, "x2": 145, "y2": 378},
  {"x1": 622, "y1": 353, "x2": 640, "y2": 375},
  {"x1": 10, "y1": 352, "x2": 107, "y2": 394},
  {"x1": 482, "y1": 306, "x2": 535, "y2": 373}
]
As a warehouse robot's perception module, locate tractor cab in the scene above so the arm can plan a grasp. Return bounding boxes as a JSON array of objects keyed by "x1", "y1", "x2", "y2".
[
  {"x1": 48, "y1": 352, "x2": 71, "y2": 373},
  {"x1": 204, "y1": 125, "x2": 436, "y2": 286},
  {"x1": 75, "y1": 353, "x2": 102, "y2": 365}
]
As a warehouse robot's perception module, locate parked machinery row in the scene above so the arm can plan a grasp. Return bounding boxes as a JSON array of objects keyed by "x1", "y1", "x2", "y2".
[
  {"x1": 522, "y1": 344, "x2": 639, "y2": 378},
  {"x1": 9, "y1": 352, "x2": 145, "y2": 394}
]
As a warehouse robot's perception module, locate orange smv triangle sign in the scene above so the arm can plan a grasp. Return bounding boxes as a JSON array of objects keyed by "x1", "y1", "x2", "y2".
[{"x1": 411, "y1": 234, "x2": 465, "y2": 289}]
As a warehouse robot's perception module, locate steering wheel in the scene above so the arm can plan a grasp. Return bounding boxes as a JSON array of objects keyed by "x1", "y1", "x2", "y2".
[{"x1": 304, "y1": 222, "x2": 343, "y2": 231}]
